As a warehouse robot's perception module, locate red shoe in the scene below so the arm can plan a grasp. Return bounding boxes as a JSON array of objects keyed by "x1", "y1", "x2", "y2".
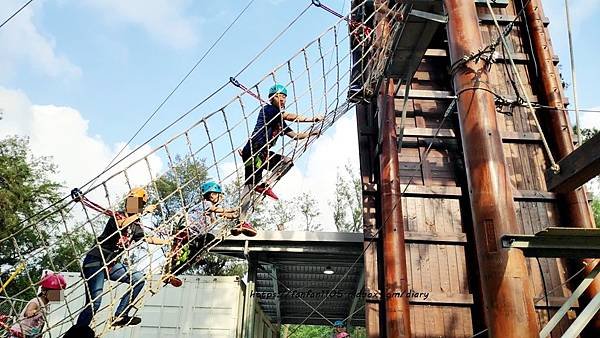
[
  {"x1": 240, "y1": 221, "x2": 257, "y2": 237},
  {"x1": 254, "y1": 185, "x2": 279, "y2": 200},
  {"x1": 163, "y1": 274, "x2": 183, "y2": 287}
]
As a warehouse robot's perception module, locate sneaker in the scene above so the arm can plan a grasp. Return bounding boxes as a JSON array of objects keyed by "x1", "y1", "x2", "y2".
[
  {"x1": 254, "y1": 185, "x2": 279, "y2": 200},
  {"x1": 112, "y1": 315, "x2": 141, "y2": 327},
  {"x1": 348, "y1": 84, "x2": 364, "y2": 103},
  {"x1": 163, "y1": 274, "x2": 183, "y2": 287},
  {"x1": 240, "y1": 221, "x2": 257, "y2": 237}
]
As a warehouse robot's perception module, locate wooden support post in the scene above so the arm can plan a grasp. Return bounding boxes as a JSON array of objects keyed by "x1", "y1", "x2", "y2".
[
  {"x1": 444, "y1": 0, "x2": 539, "y2": 336},
  {"x1": 356, "y1": 101, "x2": 382, "y2": 338},
  {"x1": 524, "y1": 1, "x2": 600, "y2": 334},
  {"x1": 378, "y1": 78, "x2": 411, "y2": 337}
]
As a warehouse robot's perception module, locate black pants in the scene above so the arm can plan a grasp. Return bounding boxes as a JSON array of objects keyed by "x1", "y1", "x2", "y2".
[
  {"x1": 351, "y1": 46, "x2": 365, "y2": 87},
  {"x1": 170, "y1": 233, "x2": 215, "y2": 276},
  {"x1": 242, "y1": 150, "x2": 290, "y2": 187}
]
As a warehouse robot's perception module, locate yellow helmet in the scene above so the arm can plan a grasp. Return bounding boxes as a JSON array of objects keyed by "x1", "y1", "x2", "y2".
[
  {"x1": 128, "y1": 187, "x2": 148, "y2": 202},
  {"x1": 125, "y1": 187, "x2": 148, "y2": 214}
]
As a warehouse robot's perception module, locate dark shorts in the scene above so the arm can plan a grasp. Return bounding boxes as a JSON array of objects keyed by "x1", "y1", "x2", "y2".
[{"x1": 241, "y1": 150, "x2": 286, "y2": 187}]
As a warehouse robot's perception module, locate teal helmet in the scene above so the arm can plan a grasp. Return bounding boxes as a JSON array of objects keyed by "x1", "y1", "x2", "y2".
[
  {"x1": 201, "y1": 181, "x2": 222, "y2": 195},
  {"x1": 268, "y1": 84, "x2": 287, "y2": 97},
  {"x1": 334, "y1": 320, "x2": 345, "y2": 327}
]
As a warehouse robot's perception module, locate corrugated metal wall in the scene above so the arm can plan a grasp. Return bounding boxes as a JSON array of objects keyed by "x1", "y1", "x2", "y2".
[{"x1": 48, "y1": 274, "x2": 252, "y2": 338}]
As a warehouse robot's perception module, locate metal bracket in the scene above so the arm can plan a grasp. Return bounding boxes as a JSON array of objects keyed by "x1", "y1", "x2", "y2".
[{"x1": 409, "y1": 9, "x2": 448, "y2": 24}]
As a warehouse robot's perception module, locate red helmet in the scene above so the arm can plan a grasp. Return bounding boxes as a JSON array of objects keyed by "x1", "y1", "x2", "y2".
[{"x1": 40, "y1": 272, "x2": 67, "y2": 290}]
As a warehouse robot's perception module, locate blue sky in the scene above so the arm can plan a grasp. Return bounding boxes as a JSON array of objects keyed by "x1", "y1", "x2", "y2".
[
  {"x1": 1, "y1": 0, "x2": 349, "y2": 145},
  {"x1": 0, "y1": 0, "x2": 598, "y2": 229}
]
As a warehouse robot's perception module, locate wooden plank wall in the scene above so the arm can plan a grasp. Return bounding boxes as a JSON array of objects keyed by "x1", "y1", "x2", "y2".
[
  {"x1": 387, "y1": 1, "x2": 574, "y2": 336},
  {"x1": 395, "y1": 49, "x2": 476, "y2": 337}
]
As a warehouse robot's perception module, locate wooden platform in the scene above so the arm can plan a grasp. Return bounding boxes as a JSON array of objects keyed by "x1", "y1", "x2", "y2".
[{"x1": 502, "y1": 227, "x2": 600, "y2": 258}]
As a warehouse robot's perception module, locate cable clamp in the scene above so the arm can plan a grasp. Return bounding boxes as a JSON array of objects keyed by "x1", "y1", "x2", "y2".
[{"x1": 229, "y1": 77, "x2": 241, "y2": 88}]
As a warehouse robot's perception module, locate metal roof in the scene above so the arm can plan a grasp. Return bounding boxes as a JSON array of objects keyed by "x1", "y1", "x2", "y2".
[{"x1": 212, "y1": 231, "x2": 365, "y2": 326}]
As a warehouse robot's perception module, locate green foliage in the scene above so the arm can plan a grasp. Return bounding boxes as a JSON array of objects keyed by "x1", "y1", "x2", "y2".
[
  {"x1": 283, "y1": 324, "x2": 331, "y2": 337},
  {"x1": 0, "y1": 136, "x2": 92, "y2": 301},
  {"x1": 574, "y1": 127, "x2": 599, "y2": 143},
  {"x1": 153, "y1": 156, "x2": 208, "y2": 218},
  {"x1": 0, "y1": 137, "x2": 61, "y2": 239},
  {"x1": 592, "y1": 198, "x2": 600, "y2": 229},
  {"x1": 281, "y1": 324, "x2": 366, "y2": 338}
]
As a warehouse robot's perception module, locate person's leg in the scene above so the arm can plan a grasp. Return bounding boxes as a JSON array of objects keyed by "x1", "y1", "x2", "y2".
[
  {"x1": 189, "y1": 233, "x2": 215, "y2": 265},
  {"x1": 242, "y1": 150, "x2": 264, "y2": 188},
  {"x1": 240, "y1": 151, "x2": 266, "y2": 219},
  {"x1": 108, "y1": 263, "x2": 145, "y2": 318},
  {"x1": 162, "y1": 229, "x2": 189, "y2": 287},
  {"x1": 173, "y1": 235, "x2": 201, "y2": 274},
  {"x1": 76, "y1": 263, "x2": 106, "y2": 326},
  {"x1": 350, "y1": 46, "x2": 363, "y2": 88}
]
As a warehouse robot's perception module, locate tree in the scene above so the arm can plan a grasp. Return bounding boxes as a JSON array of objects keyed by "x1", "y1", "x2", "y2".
[
  {"x1": 253, "y1": 198, "x2": 296, "y2": 231},
  {"x1": 298, "y1": 192, "x2": 321, "y2": 231},
  {"x1": 282, "y1": 324, "x2": 367, "y2": 338},
  {"x1": 574, "y1": 127, "x2": 599, "y2": 145},
  {"x1": 0, "y1": 136, "x2": 91, "y2": 301},
  {"x1": 330, "y1": 163, "x2": 362, "y2": 232}
]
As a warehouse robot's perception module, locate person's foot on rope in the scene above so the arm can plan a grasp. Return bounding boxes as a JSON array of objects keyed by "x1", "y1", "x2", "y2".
[
  {"x1": 254, "y1": 184, "x2": 278, "y2": 200},
  {"x1": 111, "y1": 315, "x2": 141, "y2": 327},
  {"x1": 348, "y1": 84, "x2": 365, "y2": 103},
  {"x1": 162, "y1": 274, "x2": 183, "y2": 287},
  {"x1": 230, "y1": 221, "x2": 257, "y2": 237}
]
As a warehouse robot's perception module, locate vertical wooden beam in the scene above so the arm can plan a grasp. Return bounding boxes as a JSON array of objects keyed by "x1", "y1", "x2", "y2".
[
  {"x1": 444, "y1": 0, "x2": 539, "y2": 336},
  {"x1": 378, "y1": 78, "x2": 411, "y2": 337},
  {"x1": 355, "y1": 102, "x2": 382, "y2": 338},
  {"x1": 524, "y1": 1, "x2": 600, "y2": 334}
]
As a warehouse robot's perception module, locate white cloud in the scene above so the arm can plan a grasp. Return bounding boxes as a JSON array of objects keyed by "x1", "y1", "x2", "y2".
[
  {"x1": 0, "y1": 87, "x2": 163, "y2": 206},
  {"x1": 0, "y1": 1, "x2": 81, "y2": 80},
  {"x1": 272, "y1": 114, "x2": 360, "y2": 231},
  {"x1": 580, "y1": 108, "x2": 600, "y2": 130},
  {"x1": 81, "y1": 0, "x2": 200, "y2": 49}
]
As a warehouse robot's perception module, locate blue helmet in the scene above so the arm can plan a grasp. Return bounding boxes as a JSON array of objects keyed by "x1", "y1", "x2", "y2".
[
  {"x1": 268, "y1": 84, "x2": 287, "y2": 97},
  {"x1": 334, "y1": 320, "x2": 345, "y2": 327},
  {"x1": 200, "y1": 181, "x2": 222, "y2": 195}
]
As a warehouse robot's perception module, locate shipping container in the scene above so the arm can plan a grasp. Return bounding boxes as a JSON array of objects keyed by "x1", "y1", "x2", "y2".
[{"x1": 46, "y1": 272, "x2": 276, "y2": 338}]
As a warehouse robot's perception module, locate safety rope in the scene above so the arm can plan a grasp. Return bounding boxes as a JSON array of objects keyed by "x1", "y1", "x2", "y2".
[
  {"x1": 485, "y1": 0, "x2": 560, "y2": 174},
  {"x1": 563, "y1": 0, "x2": 582, "y2": 147}
]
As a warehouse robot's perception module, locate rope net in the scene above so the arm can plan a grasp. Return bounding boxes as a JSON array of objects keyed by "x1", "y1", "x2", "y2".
[{"x1": 0, "y1": 1, "x2": 409, "y2": 336}]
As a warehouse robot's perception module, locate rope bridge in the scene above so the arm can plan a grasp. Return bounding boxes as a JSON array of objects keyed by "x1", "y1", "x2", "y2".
[{"x1": 0, "y1": 1, "x2": 409, "y2": 336}]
